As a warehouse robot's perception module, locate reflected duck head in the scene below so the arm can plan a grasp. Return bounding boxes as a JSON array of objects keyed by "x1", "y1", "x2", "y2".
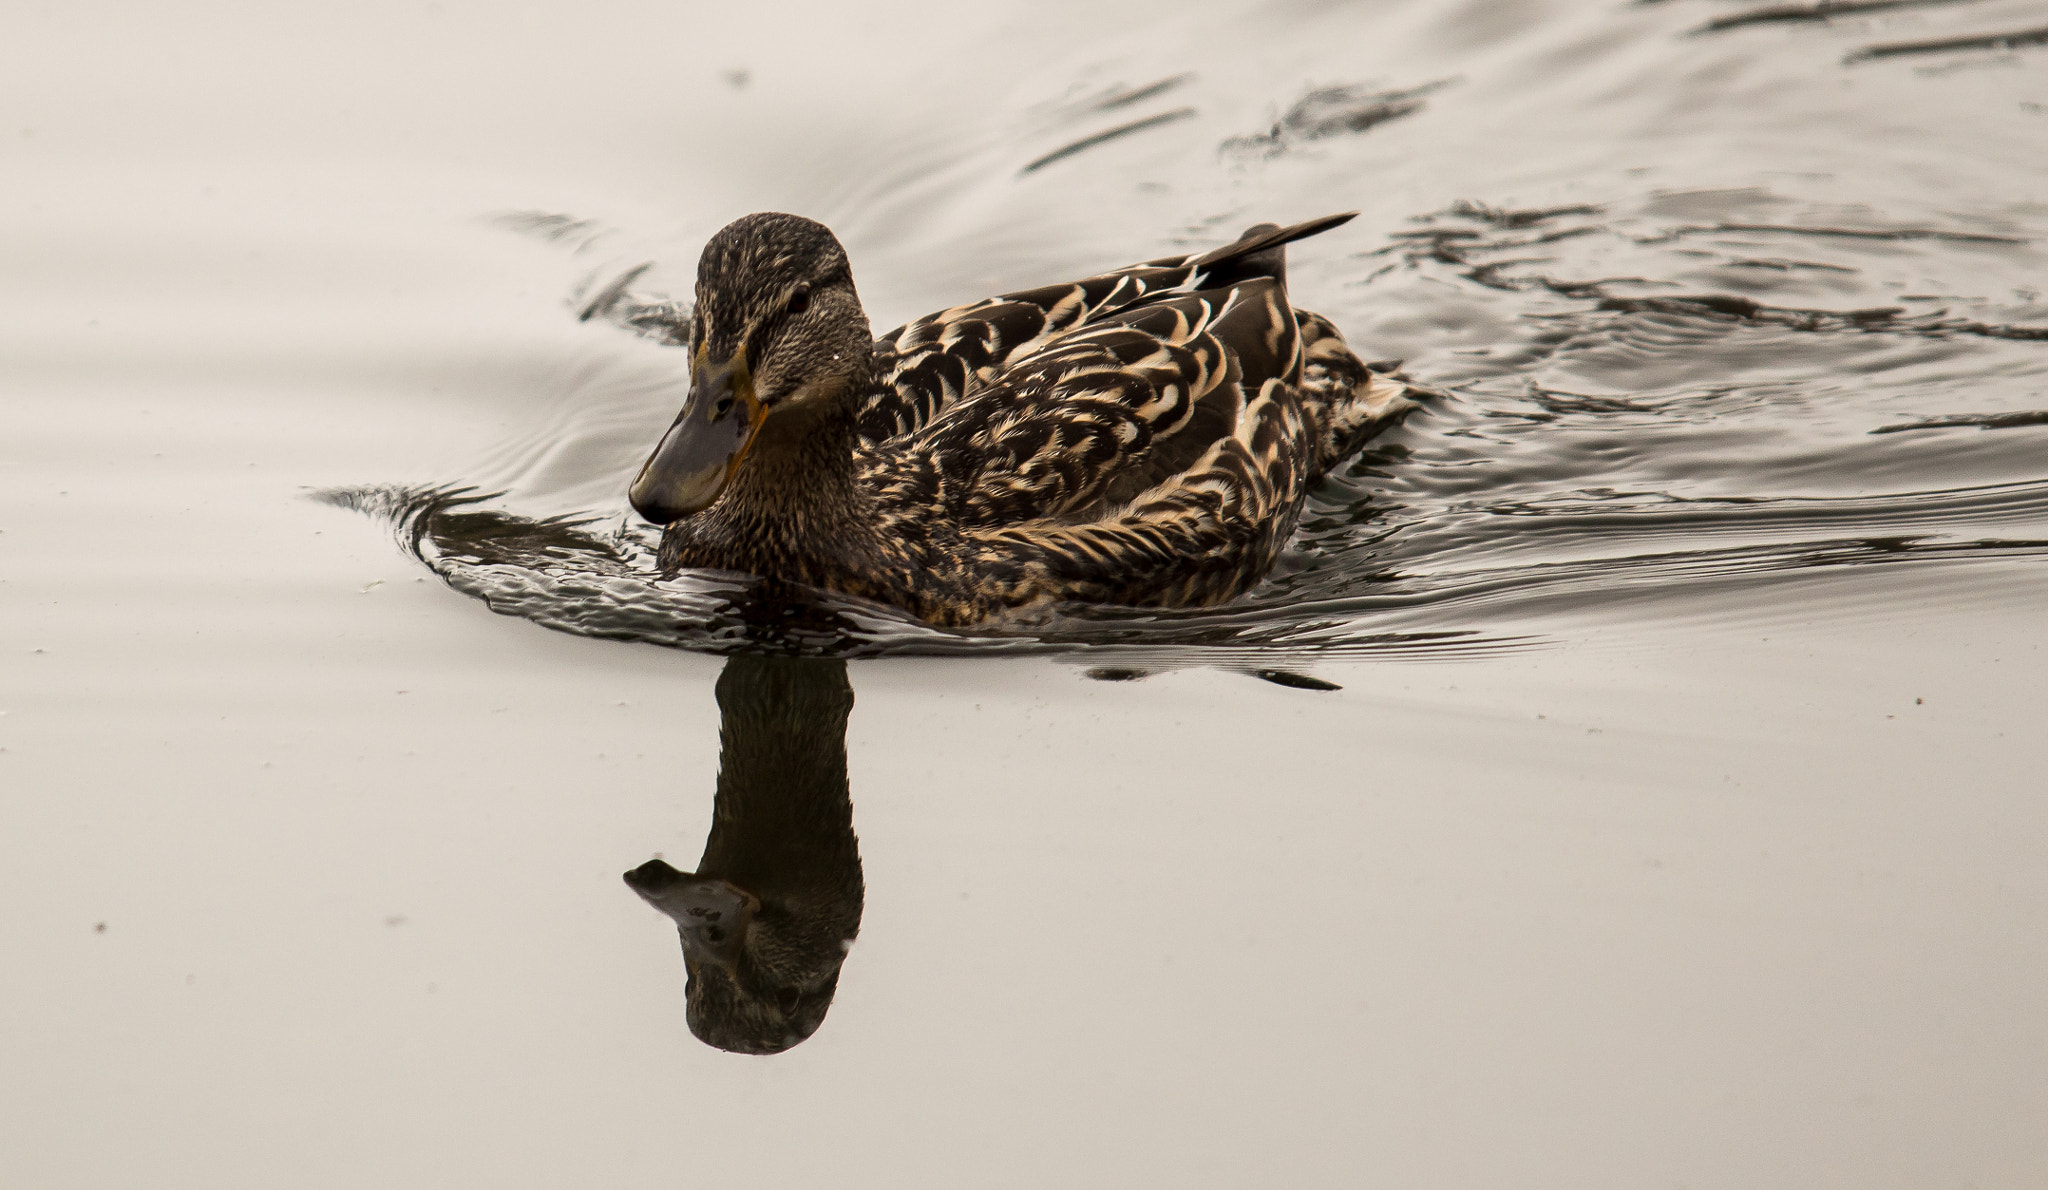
[
  {"x1": 628, "y1": 213, "x2": 876, "y2": 524},
  {"x1": 625, "y1": 857, "x2": 851, "y2": 1055}
]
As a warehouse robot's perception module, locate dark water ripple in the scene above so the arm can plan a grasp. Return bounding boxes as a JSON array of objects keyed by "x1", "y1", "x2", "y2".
[
  {"x1": 319, "y1": 485, "x2": 1536, "y2": 664},
  {"x1": 322, "y1": 453, "x2": 2048, "y2": 662},
  {"x1": 1693, "y1": 0, "x2": 1991, "y2": 36}
]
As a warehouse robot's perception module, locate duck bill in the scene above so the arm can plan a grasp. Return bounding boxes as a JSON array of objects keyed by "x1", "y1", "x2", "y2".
[{"x1": 628, "y1": 352, "x2": 764, "y2": 523}]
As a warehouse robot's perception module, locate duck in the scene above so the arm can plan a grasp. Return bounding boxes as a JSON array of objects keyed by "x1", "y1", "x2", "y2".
[{"x1": 627, "y1": 211, "x2": 1422, "y2": 626}]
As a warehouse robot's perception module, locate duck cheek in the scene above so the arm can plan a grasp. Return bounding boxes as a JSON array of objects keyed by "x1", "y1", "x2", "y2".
[{"x1": 628, "y1": 381, "x2": 764, "y2": 523}]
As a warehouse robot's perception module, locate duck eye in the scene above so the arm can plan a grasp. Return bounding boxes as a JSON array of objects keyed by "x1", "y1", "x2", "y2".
[{"x1": 786, "y1": 286, "x2": 811, "y2": 316}]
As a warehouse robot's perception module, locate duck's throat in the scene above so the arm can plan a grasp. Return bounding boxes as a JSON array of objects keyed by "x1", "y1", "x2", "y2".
[{"x1": 663, "y1": 398, "x2": 875, "y2": 581}]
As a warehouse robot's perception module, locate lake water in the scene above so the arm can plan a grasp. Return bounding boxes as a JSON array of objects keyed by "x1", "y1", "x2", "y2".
[{"x1": 5, "y1": 0, "x2": 2046, "y2": 1185}]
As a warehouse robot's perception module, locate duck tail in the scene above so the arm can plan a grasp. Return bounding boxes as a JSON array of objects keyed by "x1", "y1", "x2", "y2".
[
  {"x1": 1187, "y1": 211, "x2": 1358, "y2": 291},
  {"x1": 1294, "y1": 310, "x2": 1434, "y2": 475}
]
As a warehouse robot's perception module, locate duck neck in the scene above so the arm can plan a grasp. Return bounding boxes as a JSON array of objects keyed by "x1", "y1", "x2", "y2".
[{"x1": 713, "y1": 395, "x2": 871, "y2": 562}]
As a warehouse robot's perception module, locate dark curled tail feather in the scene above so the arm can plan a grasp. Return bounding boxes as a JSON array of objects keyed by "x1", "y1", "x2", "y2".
[{"x1": 1187, "y1": 212, "x2": 1359, "y2": 291}]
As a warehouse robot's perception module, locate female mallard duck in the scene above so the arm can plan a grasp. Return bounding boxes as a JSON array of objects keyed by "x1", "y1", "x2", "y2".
[{"x1": 628, "y1": 211, "x2": 1420, "y2": 626}]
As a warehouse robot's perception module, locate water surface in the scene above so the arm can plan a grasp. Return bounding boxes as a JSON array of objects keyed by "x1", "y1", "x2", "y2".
[{"x1": 5, "y1": 1, "x2": 2046, "y2": 1186}]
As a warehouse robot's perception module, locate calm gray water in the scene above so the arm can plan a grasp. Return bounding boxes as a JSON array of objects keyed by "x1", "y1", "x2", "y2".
[{"x1": 5, "y1": 0, "x2": 2046, "y2": 1186}]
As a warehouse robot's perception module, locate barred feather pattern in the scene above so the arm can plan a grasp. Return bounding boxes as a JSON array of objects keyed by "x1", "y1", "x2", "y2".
[
  {"x1": 848, "y1": 281, "x2": 1416, "y2": 621},
  {"x1": 857, "y1": 256, "x2": 1202, "y2": 443}
]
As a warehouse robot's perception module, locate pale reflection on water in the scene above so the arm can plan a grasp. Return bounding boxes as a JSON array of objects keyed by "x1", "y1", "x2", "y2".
[{"x1": 4, "y1": 0, "x2": 2048, "y2": 1186}]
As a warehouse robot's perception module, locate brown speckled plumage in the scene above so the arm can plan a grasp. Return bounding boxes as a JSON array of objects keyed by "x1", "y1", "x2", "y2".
[{"x1": 636, "y1": 212, "x2": 1421, "y2": 626}]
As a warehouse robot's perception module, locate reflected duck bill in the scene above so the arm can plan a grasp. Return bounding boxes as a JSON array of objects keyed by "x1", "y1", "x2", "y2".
[
  {"x1": 623, "y1": 859, "x2": 759, "y2": 967},
  {"x1": 628, "y1": 351, "x2": 764, "y2": 524}
]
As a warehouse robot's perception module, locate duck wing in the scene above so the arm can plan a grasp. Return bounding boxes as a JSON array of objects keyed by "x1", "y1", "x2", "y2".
[
  {"x1": 949, "y1": 305, "x2": 1421, "y2": 611},
  {"x1": 861, "y1": 274, "x2": 1302, "y2": 534},
  {"x1": 854, "y1": 213, "x2": 1358, "y2": 445}
]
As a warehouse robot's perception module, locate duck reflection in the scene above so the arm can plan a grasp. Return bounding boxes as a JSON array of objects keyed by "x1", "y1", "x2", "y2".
[{"x1": 623, "y1": 654, "x2": 864, "y2": 1054}]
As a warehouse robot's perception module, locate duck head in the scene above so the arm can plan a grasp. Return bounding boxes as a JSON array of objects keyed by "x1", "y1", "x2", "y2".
[{"x1": 628, "y1": 213, "x2": 875, "y2": 524}]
